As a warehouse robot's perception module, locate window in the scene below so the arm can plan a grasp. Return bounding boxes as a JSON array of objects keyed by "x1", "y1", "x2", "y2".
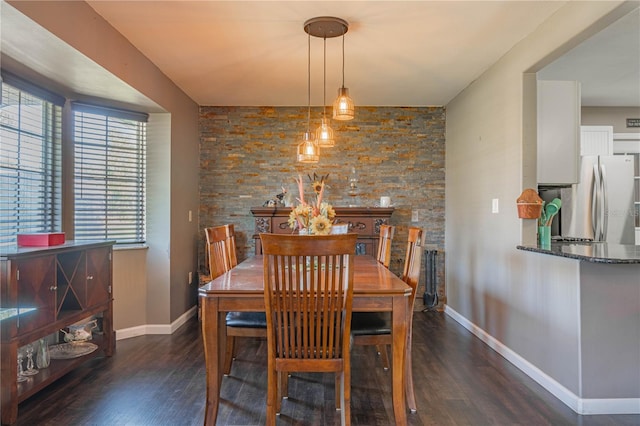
[
  {"x1": 73, "y1": 103, "x2": 147, "y2": 244},
  {"x1": 0, "y1": 75, "x2": 63, "y2": 248}
]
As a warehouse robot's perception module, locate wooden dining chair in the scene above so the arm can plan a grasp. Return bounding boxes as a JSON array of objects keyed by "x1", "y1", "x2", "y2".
[
  {"x1": 351, "y1": 226, "x2": 423, "y2": 413},
  {"x1": 260, "y1": 233, "x2": 357, "y2": 426},
  {"x1": 368, "y1": 223, "x2": 396, "y2": 365},
  {"x1": 376, "y1": 224, "x2": 395, "y2": 268},
  {"x1": 204, "y1": 224, "x2": 236, "y2": 279},
  {"x1": 205, "y1": 224, "x2": 267, "y2": 375}
]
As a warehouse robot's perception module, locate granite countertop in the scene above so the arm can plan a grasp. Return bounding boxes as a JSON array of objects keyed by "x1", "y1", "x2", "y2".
[{"x1": 517, "y1": 242, "x2": 640, "y2": 264}]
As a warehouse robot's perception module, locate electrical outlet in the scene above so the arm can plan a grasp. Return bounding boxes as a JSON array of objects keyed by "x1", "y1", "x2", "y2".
[
  {"x1": 492, "y1": 198, "x2": 499, "y2": 214},
  {"x1": 411, "y1": 210, "x2": 419, "y2": 222},
  {"x1": 188, "y1": 271, "x2": 193, "y2": 284}
]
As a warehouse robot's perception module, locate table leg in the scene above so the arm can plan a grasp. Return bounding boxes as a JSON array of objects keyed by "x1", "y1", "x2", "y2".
[
  {"x1": 218, "y1": 311, "x2": 227, "y2": 387},
  {"x1": 391, "y1": 295, "x2": 408, "y2": 425},
  {"x1": 201, "y1": 296, "x2": 221, "y2": 426},
  {"x1": 405, "y1": 313, "x2": 417, "y2": 413}
]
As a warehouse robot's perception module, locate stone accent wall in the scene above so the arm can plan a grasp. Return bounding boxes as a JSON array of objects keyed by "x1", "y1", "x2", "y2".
[{"x1": 199, "y1": 106, "x2": 446, "y2": 309}]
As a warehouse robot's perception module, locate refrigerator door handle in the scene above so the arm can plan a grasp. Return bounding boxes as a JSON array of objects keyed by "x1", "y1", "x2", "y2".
[
  {"x1": 600, "y1": 162, "x2": 608, "y2": 241},
  {"x1": 592, "y1": 162, "x2": 601, "y2": 240}
]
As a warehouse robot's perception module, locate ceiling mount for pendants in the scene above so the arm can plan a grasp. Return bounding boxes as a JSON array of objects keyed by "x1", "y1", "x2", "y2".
[
  {"x1": 304, "y1": 16, "x2": 355, "y2": 121},
  {"x1": 304, "y1": 16, "x2": 349, "y2": 39}
]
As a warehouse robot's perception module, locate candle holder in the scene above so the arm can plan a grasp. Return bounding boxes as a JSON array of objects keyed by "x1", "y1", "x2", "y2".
[{"x1": 348, "y1": 167, "x2": 359, "y2": 206}]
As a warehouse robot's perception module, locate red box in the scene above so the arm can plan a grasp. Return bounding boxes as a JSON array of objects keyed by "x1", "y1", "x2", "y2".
[{"x1": 17, "y1": 232, "x2": 66, "y2": 247}]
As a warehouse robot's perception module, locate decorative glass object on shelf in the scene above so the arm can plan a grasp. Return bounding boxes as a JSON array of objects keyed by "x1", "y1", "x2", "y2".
[
  {"x1": 16, "y1": 350, "x2": 26, "y2": 383},
  {"x1": 36, "y1": 337, "x2": 50, "y2": 369},
  {"x1": 21, "y1": 343, "x2": 38, "y2": 376},
  {"x1": 282, "y1": 183, "x2": 296, "y2": 207},
  {"x1": 49, "y1": 342, "x2": 98, "y2": 359},
  {"x1": 60, "y1": 319, "x2": 97, "y2": 343},
  {"x1": 348, "y1": 167, "x2": 359, "y2": 206}
]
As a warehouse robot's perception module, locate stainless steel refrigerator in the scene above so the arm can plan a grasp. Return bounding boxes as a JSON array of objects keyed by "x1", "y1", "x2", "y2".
[{"x1": 560, "y1": 155, "x2": 635, "y2": 243}]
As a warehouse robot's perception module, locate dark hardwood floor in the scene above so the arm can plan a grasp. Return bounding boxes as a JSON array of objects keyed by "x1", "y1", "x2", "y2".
[{"x1": 16, "y1": 311, "x2": 639, "y2": 425}]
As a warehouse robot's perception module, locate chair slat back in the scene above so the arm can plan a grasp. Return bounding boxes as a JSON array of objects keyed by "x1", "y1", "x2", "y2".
[
  {"x1": 376, "y1": 224, "x2": 395, "y2": 268},
  {"x1": 402, "y1": 227, "x2": 423, "y2": 309},
  {"x1": 205, "y1": 224, "x2": 237, "y2": 280},
  {"x1": 260, "y1": 234, "x2": 357, "y2": 361},
  {"x1": 223, "y1": 224, "x2": 238, "y2": 268}
]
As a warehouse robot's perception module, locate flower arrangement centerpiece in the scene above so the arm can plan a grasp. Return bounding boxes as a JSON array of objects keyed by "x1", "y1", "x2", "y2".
[{"x1": 288, "y1": 173, "x2": 336, "y2": 235}]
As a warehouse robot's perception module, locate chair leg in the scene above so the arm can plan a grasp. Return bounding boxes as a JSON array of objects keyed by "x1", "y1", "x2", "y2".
[
  {"x1": 266, "y1": 367, "x2": 277, "y2": 426},
  {"x1": 281, "y1": 372, "x2": 289, "y2": 399},
  {"x1": 335, "y1": 374, "x2": 341, "y2": 410},
  {"x1": 276, "y1": 371, "x2": 288, "y2": 414},
  {"x1": 340, "y1": 370, "x2": 351, "y2": 426},
  {"x1": 376, "y1": 344, "x2": 390, "y2": 371},
  {"x1": 223, "y1": 335, "x2": 235, "y2": 375}
]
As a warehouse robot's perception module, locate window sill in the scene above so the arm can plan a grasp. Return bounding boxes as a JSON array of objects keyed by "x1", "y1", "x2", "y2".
[{"x1": 113, "y1": 243, "x2": 149, "y2": 251}]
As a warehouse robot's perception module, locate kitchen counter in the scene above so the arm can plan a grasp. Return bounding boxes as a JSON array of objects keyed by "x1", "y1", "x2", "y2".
[
  {"x1": 517, "y1": 242, "x2": 640, "y2": 264},
  {"x1": 517, "y1": 241, "x2": 640, "y2": 407}
]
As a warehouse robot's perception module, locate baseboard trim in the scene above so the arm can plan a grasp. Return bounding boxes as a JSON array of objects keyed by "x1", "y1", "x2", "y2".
[
  {"x1": 444, "y1": 305, "x2": 640, "y2": 415},
  {"x1": 115, "y1": 306, "x2": 197, "y2": 341}
]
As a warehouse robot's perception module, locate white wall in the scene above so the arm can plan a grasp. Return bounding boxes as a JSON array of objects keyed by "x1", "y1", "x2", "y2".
[
  {"x1": 146, "y1": 114, "x2": 173, "y2": 324},
  {"x1": 445, "y1": 0, "x2": 635, "y2": 413},
  {"x1": 112, "y1": 248, "x2": 147, "y2": 330},
  {"x1": 582, "y1": 106, "x2": 640, "y2": 133}
]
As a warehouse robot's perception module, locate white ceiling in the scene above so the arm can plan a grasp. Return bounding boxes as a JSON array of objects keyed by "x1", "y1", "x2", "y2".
[
  {"x1": 84, "y1": 0, "x2": 567, "y2": 107},
  {"x1": 539, "y1": 6, "x2": 640, "y2": 107},
  {"x1": 2, "y1": 1, "x2": 639, "y2": 108}
]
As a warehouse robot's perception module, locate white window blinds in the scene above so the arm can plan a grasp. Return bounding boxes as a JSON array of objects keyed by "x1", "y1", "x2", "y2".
[
  {"x1": 0, "y1": 79, "x2": 62, "y2": 247},
  {"x1": 73, "y1": 103, "x2": 147, "y2": 244}
]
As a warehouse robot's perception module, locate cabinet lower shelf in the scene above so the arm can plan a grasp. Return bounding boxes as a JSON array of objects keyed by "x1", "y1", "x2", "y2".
[{"x1": 16, "y1": 335, "x2": 111, "y2": 403}]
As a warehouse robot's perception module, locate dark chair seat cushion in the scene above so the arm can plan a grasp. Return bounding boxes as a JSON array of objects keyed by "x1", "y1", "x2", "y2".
[
  {"x1": 351, "y1": 312, "x2": 391, "y2": 335},
  {"x1": 225, "y1": 312, "x2": 267, "y2": 328}
]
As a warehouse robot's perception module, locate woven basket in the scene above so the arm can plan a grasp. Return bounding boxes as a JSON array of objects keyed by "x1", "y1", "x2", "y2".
[{"x1": 517, "y1": 202, "x2": 542, "y2": 219}]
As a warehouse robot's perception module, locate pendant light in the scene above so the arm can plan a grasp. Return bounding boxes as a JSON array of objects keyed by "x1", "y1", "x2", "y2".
[
  {"x1": 315, "y1": 37, "x2": 335, "y2": 147},
  {"x1": 304, "y1": 16, "x2": 349, "y2": 149},
  {"x1": 297, "y1": 31, "x2": 319, "y2": 163},
  {"x1": 333, "y1": 31, "x2": 355, "y2": 121}
]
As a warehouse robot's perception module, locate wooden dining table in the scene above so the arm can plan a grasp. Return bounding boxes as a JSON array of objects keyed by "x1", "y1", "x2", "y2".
[{"x1": 199, "y1": 254, "x2": 412, "y2": 425}]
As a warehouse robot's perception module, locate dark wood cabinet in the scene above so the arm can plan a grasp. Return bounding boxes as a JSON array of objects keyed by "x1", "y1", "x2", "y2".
[
  {"x1": 251, "y1": 207, "x2": 394, "y2": 256},
  {"x1": 84, "y1": 247, "x2": 112, "y2": 310},
  {"x1": 0, "y1": 241, "x2": 115, "y2": 425},
  {"x1": 13, "y1": 255, "x2": 57, "y2": 335}
]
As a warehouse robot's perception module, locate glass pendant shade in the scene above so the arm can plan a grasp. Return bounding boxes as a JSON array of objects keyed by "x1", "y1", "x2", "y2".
[
  {"x1": 333, "y1": 87, "x2": 355, "y2": 121},
  {"x1": 297, "y1": 28, "x2": 319, "y2": 163},
  {"x1": 297, "y1": 131, "x2": 319, "y2": 163},
  {"x1": 316, "y1": 116, "x2": 335, "y2": 147}
]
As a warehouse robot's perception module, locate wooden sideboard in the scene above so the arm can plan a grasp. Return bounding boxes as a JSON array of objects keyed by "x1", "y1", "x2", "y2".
[
  {"x1": 0, "y1": 240, "x2": 115, "y2": 425},
  {"x1": 250, "y1": 207, "x2": 394, "y2": 255}
]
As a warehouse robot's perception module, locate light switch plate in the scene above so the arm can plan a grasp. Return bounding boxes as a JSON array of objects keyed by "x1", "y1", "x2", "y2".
[
  {"x1": 492, "y1": 198, "x2": 499, "y2": 213},
  {"x1": 411, "y1": 210, "x2": 419, "y2": 222}
]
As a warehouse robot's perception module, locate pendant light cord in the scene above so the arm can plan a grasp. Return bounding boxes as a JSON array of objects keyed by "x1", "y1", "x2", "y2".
[
  {"x1": 307, "y1": 31, "x2": 311, "y2": 132},
  {"x1": 341, "y1": 33, "x2": 345, "y2": 87},
  {"x1": 323, "y1": 37, "x2": 327, "y2": 117}
]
